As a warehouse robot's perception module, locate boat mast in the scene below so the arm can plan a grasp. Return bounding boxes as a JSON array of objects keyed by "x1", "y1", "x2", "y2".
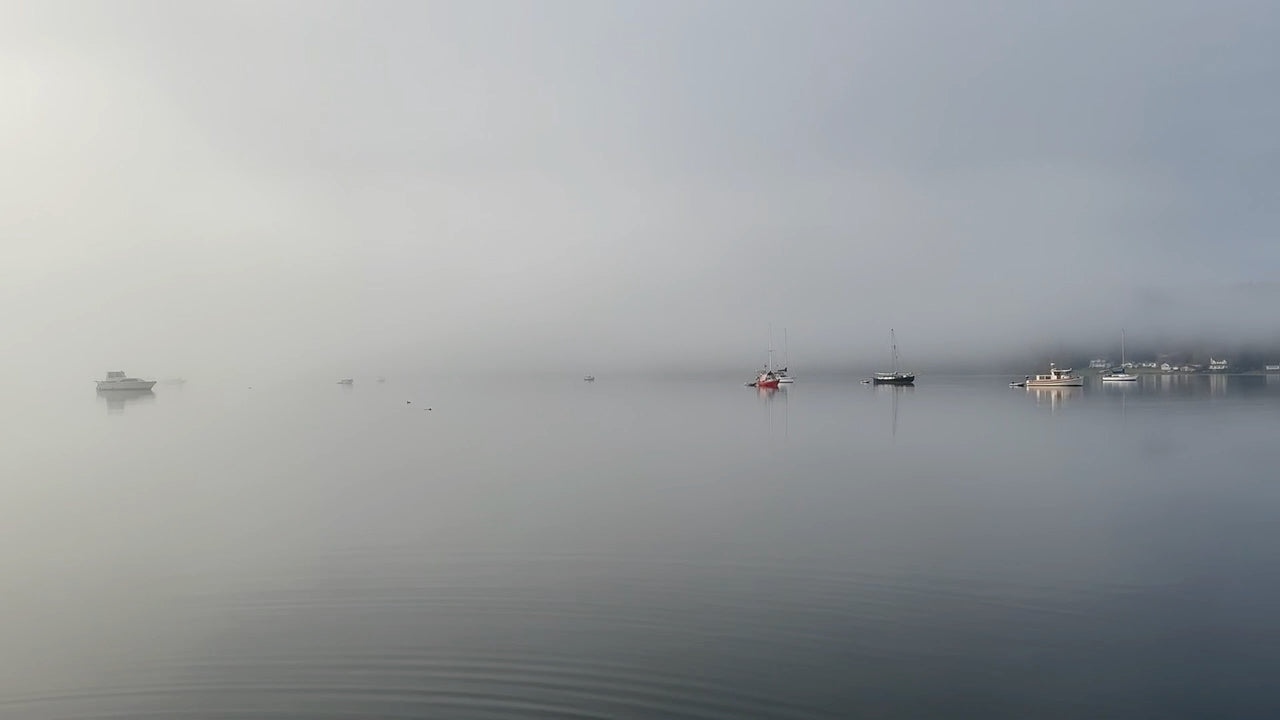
[
  {"x1": 784, "y1": 328, "x2": 789, "y2": 370},
  {"x1": 1121, "y1": 329, "x2": 1126, "y2": 367},
  {"x1": 890, "y1": 329, "x2": 898, "y2": 373}
]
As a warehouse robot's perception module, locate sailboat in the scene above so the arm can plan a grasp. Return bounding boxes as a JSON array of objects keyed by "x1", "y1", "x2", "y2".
[
  {"x1": 872, "y1": 329, "x2": 915, "y2": 385},
  {"x1": 749, "y1": 330, "x2": 782, "y2": 388},
  {"x1": 1101, "y1": 330, "x2": 1138, "y2": 382},
  {"x1": 775, "y1": 329, "x2": 796, "y2": 384}
]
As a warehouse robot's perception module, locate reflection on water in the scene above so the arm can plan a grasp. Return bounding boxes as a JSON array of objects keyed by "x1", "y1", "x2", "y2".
[
  {"x1": 756, "y1": 385, "x2": 789, "y2": 439},
  {"x1": 2, "y1": 375, "x2": 1277, "y2": 719},
  {"x1": 1027, "y1": 385, "x2": 1078, "y2": 413},
  {"x1": 96, "y1": 388, "x2": 155, "y2": 414},
  {"x1": 871, "y1": 384, "x2": 912, "y2": 439}
]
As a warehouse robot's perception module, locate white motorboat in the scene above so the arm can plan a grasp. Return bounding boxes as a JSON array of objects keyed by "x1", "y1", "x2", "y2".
[
  {"x1": 96, "y1": 371, "x2": 157, "y2": 391},
  {"x1": 337, "y1": 378, "x2": 354, "y2": 385},
  {"x1": 1025, "y1": 363, "x2": 1083, "y2": 387},
  {"x1": 1100, "y1": 330, "x2": 1137, "y2": 382}
]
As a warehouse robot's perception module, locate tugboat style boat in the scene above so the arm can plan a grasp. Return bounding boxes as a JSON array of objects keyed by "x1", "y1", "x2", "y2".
[
  {"x1": 96, "y1": 371, "x2": 156, "y2": 391},
  {"x1": 872, "y1": 329, "x2": 915, "y2": 385},
  {"x1": 1025, "y1": 363, "x2": 1083, "y2": 387}
]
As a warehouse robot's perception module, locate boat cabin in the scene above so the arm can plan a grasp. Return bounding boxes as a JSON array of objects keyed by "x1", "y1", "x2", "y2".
[{"x1": 1033, "y1": 364, "x2": 1075, "y2": 382}]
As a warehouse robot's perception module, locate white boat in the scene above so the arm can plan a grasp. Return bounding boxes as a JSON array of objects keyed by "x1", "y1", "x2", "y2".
[
  {"x1": 872, "y1": 329, "x2": 915, "y2": 385},
  {"x1": 775, "y1": 329, "x2": 796, "y2": 383},
  {"x1": 1025, "y1": 363, "x2": 1083, "y2": 387},
  {"x1": 337, "y1": 378, "x2": 354, "y2": 385},
  {"x1": 1100, "y1": 329, "x2": 1137, "y2": 382},
  {"x1": 96, "y1": 371, "x2": 156, "y2": 391},
  {"x1": 584, "y1": 375, "x2": 595, "y2": 382}
]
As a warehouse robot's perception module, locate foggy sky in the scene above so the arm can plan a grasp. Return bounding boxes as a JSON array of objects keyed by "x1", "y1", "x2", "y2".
[{"x1": 3, "y1": 1, "x2": 1279, "y2": 380}]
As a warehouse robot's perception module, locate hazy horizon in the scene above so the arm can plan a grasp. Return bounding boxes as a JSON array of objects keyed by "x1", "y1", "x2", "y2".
[{"x1": 4, "y1": 1, "x2": 1278, "y2": 380}]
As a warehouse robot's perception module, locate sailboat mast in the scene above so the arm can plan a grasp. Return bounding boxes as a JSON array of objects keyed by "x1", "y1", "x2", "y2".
[
  {"x1": 890, "y1": 329, "x2": 898, "y2": 373},
  {"x1": 1121, "y1": 329, "x2": 1126, "y2": 366},
  {"x1": 784, "y1": 328, "x2": 789, "y2": 369}
]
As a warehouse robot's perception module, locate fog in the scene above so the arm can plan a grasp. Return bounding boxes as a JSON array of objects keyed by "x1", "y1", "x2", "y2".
[{"x1": 3, "y1": 1, "x2": 1278, "y2": 381}]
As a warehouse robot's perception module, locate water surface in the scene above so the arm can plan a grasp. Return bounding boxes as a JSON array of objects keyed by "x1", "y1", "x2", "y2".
[{"x1": 2, "y1": 375, "x2": 1277, "y2": 718}]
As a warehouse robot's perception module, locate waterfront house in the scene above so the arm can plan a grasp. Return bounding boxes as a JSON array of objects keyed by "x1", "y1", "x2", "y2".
[
  {"x1": 1209, "y1": 358, "x2": 1228, "y2": 371},
  {"x1": 1161, "y1": 363, "x2": 1173, "y2": 372}
]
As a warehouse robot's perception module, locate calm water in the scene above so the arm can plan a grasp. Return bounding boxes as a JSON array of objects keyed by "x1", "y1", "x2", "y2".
[{"x1": 2, "y1": 375, "x2": 1278, "y2": 718}]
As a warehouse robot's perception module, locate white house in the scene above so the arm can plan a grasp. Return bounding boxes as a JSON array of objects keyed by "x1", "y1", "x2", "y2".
[
  {"x1": 1089, "y1": 358, "x2": 1111, "y2": 369},
  {"x1": 1266, "y1": 364, "x2": 1280, "y2": 372},
  {"x1": 1161, "y1": 363, "x2": 1173, "y2": 372},
  {"x1": 1209, "y1": 358, "x2": 1228, "y2": 371}
]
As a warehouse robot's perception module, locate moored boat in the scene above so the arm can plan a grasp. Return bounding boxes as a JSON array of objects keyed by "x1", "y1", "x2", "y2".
[
  {"x1": 872, "y1": 329, "x2": 914, "y2": 385},
  {"x1": 1100, "y1": 330, "x2": 1137, "y2": 382},
  {"x1": 755, "y1": 370, "x2": 781, "y2": 389},
  {"x1": 1025, "y1": 363, "x2": 1083, "y2": 387},
  {"x1": 776, "y1": 329, "x2": 796, "y2": 383},
  {"x1": 95, "y1": 371, "x2": 156, "y2": 391},
  {"x1": 747, "y1": 329, "x2": 785, "y2": 388}
]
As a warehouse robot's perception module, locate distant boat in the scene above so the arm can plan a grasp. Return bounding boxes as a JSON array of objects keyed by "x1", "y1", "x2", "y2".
[
  {"x1": 872, "y1": 329, "x2": 915, "y2": 385},
  {"x1": 584, "y1": 375, "x2": 595, "y2": 382},
  {"x1": 1100, "y1": 330, "x2": 1137, "y2": 382},
  {"x1": 337, "y1": 378, "x2": 354, "y2": 385},
  {"x1": 377, "y1": 376, "x2": 386, "y2": 383},
  {"x1": 754, "y1": 370, "x2": 781, "y2": 389},
  {"x1": 1010, "y1": 376, "x2": 1029, "y2": 388},
  {"x1": 1025, "y1": 363, "x2": 1083, "y2": 387},
  {"x1": 96, "y1": 371, "x2": 156, "y2": 391},
  {"x1": 748, "y1": 329, "x2": 783, "y2": 388},
  {"x1": 776, "y1": 329, "x2": 796, "y2": 384}
]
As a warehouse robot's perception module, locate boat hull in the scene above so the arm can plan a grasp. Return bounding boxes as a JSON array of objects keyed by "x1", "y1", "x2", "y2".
[
  {"x1": 777, "y1": 377, "x2": 795, "y2": 384},
  {"x1": 1025, "y1": 379, "x2": 1082, "y2": 387},
  {"x1": 96, "y1": 380, "x2": 157, "y2": 391},
  {"x1": 872, "y1": 375, "x2": 915, "y2": 385},
  {"x1": 1100, "y1": 374, "x2": 1137, "y2": 382}
]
